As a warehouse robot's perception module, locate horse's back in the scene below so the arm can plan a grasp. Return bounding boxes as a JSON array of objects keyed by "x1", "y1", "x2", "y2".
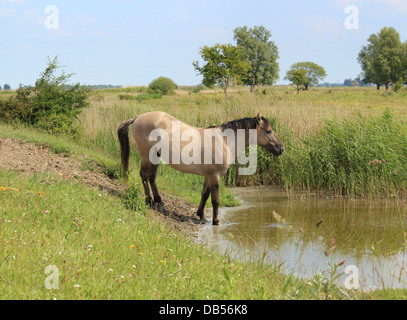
[{"x1": 130, "y1": 111, "x2": 229, "y2": 178}]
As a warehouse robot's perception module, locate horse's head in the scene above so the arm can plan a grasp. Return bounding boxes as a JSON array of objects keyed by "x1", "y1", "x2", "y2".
[{"x1": 256, "y1": 113, "x2": 284, "y2": 157}]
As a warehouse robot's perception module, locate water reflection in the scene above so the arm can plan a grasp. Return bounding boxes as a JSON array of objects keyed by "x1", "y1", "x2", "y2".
[{"x1": 196, "y1": 186, "x2": 407, "y2": 290}]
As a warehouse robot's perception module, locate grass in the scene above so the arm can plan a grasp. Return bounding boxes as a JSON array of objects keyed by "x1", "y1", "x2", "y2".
[
  {"x1": 0, "y1": 166, "x2": 350, "y2": 300},
  {"x1": 1, "y1": 85, "x2": 407, "y2": 299},
  {"x1": 2, "y1": 165, "x2": 404, "y2": 300},
  {"x1": 77, "y1": 85, "x2": 407, "y2": 198}
]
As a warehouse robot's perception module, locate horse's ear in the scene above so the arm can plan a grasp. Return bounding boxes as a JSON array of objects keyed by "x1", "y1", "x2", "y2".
[{"x1": 257, "y1": 113, "x2": 265, "y2": 128}]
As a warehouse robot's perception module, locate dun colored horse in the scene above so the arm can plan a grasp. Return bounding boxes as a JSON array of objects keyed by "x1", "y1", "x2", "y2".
[{"x1": 118, "y1": 111, "x2": 284, "y2": 225}]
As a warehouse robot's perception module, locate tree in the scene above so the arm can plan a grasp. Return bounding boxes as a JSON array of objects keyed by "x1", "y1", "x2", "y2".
[
  {"x1": 148, "y1": 76, "x2": 177, "y2": 95},
  {"x1": 358, "y1": 27, "x2": 406, "y2": 90},
  {"x1": 233, "y1": 25, "x2": 280, "y2": 92},
  {"x1": 0, "y1": 56, "x2": 89, "y2": 137},
  {"x1": 285, "y1": 69, "x2": 308, "y2": 93},
  {"x1": 286, "y1": 62, "x2": 327, "y2": 90},
  {"x1": 3, "y1": 84, "x2": 11, "y2": 90},
  {"x1": 402, "y1": 41, "x2": 407, "y2": 84},
  {"x1": 193, "y1": 44, "x2": 250, "y2": 98}
]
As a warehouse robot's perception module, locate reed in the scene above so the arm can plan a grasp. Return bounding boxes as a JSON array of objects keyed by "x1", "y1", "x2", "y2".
[{"x1": 78, "y1": 86, "x2": 407, "y2": 199}]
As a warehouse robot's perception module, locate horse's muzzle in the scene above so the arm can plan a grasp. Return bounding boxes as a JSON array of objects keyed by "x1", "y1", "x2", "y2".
[{"x1": 271, "y1": 146, "x2": 284, "y2": 157}]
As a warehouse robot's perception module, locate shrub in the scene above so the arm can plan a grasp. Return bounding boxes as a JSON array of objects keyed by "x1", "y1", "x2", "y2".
[
  {"x1": 0, "y1": 56, "x2": 89, "y2": 137},
  {"x1": 148, "y1": 76, "x2": 177, "y2": 95}
]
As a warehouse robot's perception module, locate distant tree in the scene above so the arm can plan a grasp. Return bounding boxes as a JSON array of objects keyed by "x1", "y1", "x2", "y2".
[
  {"x1": 358, "y1": 27, "x2": 406, "y2": 90},
  {"x1": 148, "y1": 77, "x2": 177, "y2": 95},
  {"x1": 285, "y1": 68, "x2": 308, "y2": 93},
  {"x1": 233, "y1": 25, "x2": 280, "y2": 92},
  {"x1": 0, "y1": 85, "x2": 2, "y2": 91},
  {"x1": 344, "y1": 78, "x2": 353, "y2": 86},
  {"x1": 193, "y1": 44, "x2": 250, "y2": 98},
  {"x1": 3, "y1": 84, "x2": 11, "y2": 90},
  {"x1": 286, "y1": 62, "x2": 327, "y2": 90}
]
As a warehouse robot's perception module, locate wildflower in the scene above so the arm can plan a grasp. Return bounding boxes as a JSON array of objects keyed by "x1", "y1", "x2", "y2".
[
  {"x1": 138, "y1": 252, "x2": 143, "y2": 255},
  {"x1": 129, "y1": 244, "x2": 136, "y2": 248},
  {"x1": 338, "y1": 260, "x2": 345, "y2": 266},
  {"x1": 74, "y1": 284, "x2": 80, "y2": 288},
  {"x1": 157, "y1": 235, "x2": 161, "y2": 239},
  {"x1": 44, "y1": 210, "x2": 49, "y2": 215},
  {"x1": 0, "y1": 186, "x2": 7, "y2": 191}
]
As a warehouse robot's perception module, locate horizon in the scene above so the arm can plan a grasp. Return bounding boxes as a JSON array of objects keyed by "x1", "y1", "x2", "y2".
[{"x1": 1, "y1": 0, "x2": 407, "y2": 89}]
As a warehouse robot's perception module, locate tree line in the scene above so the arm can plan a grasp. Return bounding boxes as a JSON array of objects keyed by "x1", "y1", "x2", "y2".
[
  {"x1": 0, "y1": 84, "x2": 11, "y2": 91},
  {"x1": 193, "y1": 25, "x2": 407, "y2": 97}
]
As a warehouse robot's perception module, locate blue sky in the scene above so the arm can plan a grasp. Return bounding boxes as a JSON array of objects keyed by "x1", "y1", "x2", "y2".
[{"x1": 1, "y1": 0, "x2": 407, "y2": 88}]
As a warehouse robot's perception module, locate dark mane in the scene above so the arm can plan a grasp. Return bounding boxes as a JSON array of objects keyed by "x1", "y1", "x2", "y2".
[{"x1": 208, "y1": 117, "x2": 270, "y2": 132}]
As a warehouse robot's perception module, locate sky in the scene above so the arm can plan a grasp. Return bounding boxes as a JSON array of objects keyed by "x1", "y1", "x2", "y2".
[{"x1": 1, "y1": 0, "x2": 407, "y2": 88}]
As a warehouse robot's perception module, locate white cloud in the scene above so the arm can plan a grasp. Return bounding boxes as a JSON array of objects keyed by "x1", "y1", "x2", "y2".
[
  {"x1": 0, "y1": 7, "x2": 16, "y2": 16},
  {"x1": 1, "y1": 0, "x2": 25, "y2": 3},
  {"x1": 306, "y1": 15, "x2": 344, "y2": 38},
  {"x1": 199, "y1": 26, "x2": 228, "y2": 41},
  {"x1": 334, "y1": 0, "x2": 407, "y2": 13}
]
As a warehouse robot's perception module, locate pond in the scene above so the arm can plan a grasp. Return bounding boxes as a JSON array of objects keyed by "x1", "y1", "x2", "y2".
[{"x1": 196, "y1": 186, "x2": 407, "y2": 290}]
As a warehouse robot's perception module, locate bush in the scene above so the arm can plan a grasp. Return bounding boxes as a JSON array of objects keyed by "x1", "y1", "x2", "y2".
[
  {"x1": 148, "y1": 76, "x2": 177, "y2": 95},
  {"x1": 0, "y1": 56, "x2": 89, "y2": 137}
]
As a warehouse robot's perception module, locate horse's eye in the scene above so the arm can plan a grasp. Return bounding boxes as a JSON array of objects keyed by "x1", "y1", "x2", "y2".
[{"x1": 266, "y1": 130, "x2": 272, "y2": 134}]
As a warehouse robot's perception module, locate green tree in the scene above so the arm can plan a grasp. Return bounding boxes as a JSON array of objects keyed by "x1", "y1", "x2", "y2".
[
  {"x1": 285, "y1": 68, "x2": 308, "y2": 93},
  {"x1": 402, "y1": 41, "x2": 407, "y2": 85},
  {"x1": 3, "y1": 84, "x2": 11, "y2": 90},
  {"x1": 286, "y1": 62, "x2": 327, "y2": 90},
  {"x1": 233, "y1": 25, "x2": 280, "y2": 92},
  {"x1": 358, "y1": 27, "x2": 406, "y2": 90},
  {"x1": 148, "y1": 76, "x2": 177, "y2": 95},
  {"x1": 193, "y1": 44, "x2": 250, "y2": 98}
]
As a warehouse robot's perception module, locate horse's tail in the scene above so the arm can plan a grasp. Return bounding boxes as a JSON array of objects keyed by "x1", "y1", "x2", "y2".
[{"x1": 117, "y1": 117, "x2": 137, "y2": 182}]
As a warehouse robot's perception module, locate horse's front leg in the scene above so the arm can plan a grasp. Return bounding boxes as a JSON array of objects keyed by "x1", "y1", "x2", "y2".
[
  {"x1": 209, "y1": 176, "x2": 221, "y2": 226},
  {"x1": 197, "y1": 178, "x2": 210, "y2": 221}
]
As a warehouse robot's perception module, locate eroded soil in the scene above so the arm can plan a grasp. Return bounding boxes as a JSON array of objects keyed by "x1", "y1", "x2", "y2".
[{"x1": 0, "y1": 137, "x2": 205, "y2": 237}]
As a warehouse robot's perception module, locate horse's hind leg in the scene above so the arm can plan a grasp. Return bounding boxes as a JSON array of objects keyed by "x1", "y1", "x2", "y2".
[
  {"x1": 197, "y1": 178, "x2": 210, "y2": 221},
  {"x1": 140, "y1": 159, "x2": 163, "y2": 208},
  {"x1": 148, "y1": 164, "x2": 164, "y2": 208},
  {"x1": 140, "y1": 164, "x2": 153, "y2": 206}
]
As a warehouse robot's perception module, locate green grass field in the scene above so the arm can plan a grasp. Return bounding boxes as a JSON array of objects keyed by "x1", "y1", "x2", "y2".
[{"x1": 1, "y1": 86, "x2": 407, "y2": 299}]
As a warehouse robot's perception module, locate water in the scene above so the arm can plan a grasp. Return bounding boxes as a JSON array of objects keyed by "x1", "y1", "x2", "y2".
[{"x1": 196, "y1": 186, "x2": 407, "y2": 290}]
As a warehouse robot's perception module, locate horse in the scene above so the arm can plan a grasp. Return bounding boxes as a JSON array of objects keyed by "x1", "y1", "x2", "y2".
[{"x1": 117, "y1": 111, "x2": 284, "y2": 225}]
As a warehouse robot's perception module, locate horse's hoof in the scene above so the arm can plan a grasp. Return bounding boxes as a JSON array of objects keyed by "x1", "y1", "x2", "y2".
[
  {"x1": 154, "y1": 202, "x2": 165, "y2": 211},
  {"x1": 212, "y1": 220, "x2": 221, "y2": 226}
]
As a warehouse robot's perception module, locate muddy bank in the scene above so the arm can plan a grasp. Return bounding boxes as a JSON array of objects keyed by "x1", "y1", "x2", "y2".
[{"x1": 0, "y1": 137, "x2": 204, "y2": 238}]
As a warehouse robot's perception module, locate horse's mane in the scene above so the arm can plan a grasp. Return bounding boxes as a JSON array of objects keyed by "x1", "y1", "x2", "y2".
[{"x1": 208, "y1": 117, "x2": 269, "y2": 132}]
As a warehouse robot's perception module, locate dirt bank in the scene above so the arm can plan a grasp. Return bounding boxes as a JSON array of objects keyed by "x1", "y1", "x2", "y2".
[{"x1": 0, "y1": 137, "x2": 204, "y2": 238}]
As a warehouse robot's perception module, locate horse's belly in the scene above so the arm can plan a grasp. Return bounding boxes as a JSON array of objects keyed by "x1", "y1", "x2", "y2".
[{"x1": 167, "y1": 163, "x2": 205, "y2": 176}]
